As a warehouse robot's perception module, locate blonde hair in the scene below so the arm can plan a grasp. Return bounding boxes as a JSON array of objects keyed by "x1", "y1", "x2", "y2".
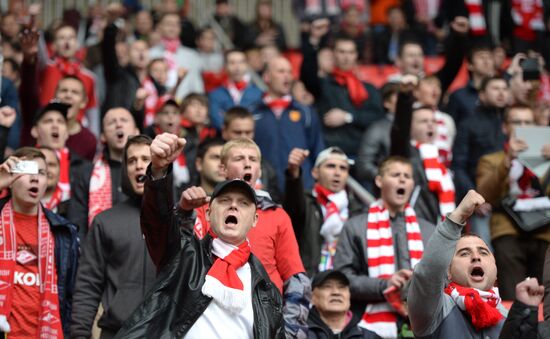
[{"x1": 220, "y1": 138, "x2": 262, "y2": 165}]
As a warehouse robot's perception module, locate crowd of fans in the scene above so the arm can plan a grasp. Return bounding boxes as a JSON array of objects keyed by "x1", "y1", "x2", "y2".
[{"x1": 0, "y1": 0, "x2": 549, "y2": 338}]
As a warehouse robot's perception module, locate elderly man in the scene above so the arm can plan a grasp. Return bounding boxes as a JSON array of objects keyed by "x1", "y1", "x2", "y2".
[
  {"x1": 308, "y1": 270, "x2": 380, "y2": 338},
  {"x1": 408, "y1": 190, "x2": 509, "y2": 338},
  {"x1": 114, "y1": 134, "x2": 283, "y2": 338}
]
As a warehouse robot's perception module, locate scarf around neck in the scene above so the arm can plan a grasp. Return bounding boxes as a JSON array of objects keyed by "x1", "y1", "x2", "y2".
[{"x1": 331, "y1": 67, "x2": 369, "y2": 107}]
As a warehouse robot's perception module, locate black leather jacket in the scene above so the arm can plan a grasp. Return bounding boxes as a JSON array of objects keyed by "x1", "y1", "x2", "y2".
[{"x1": 114, "y1": 168, "x2": 284, "y2": 338}]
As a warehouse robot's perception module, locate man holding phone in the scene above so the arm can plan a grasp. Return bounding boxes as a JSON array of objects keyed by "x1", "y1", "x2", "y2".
[{"x1": 0, "y1": 147, "x2": 79, "y2": 338}]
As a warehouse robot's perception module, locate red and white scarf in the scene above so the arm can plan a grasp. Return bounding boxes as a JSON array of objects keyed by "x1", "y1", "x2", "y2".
[
  {"x1": 313, "y1": 183, "x2": 349, "y2": 271},
  {"x1": 142, "y1": 77, "x2": 167, "y2": 127},
  {"x1": 42, "y1": 187, "x2": 63, "y2": 211},
  {"x1": 56, "y1": 148, "x2": 71, "y2": 203},
  {"x1": 331, "y1": 67, "x2": 369, "y2": 107},
  {"x1": 263, "y1": 94, "x2": 292, "y2": 119},
  {"x1": 88, "y1": 154, "x2": 113, "y2": 227},
  {"x1": 226, "y1": 75, "x2": 250, "y2": 104},
  {"x1": 415, "y1": 142, "x2": 456, "y2": 217},
  {"x1": 511, "y1": 0, "x2": 544, "y2": 41},
  {"x1": 202, "y1": 234, "x2": 251, "y2": 314},
  {"x1": 0, "y1": 201, "x2": 63, "y2": 338},
  {"x1": 465, "y1": 0, "x2": 487, "y2": 36},
  {"x1": 445, "y1": 282, "x2": 503, "y2": 330},
  {"x1": 434, "y1": 110, "x2": 453, "y2": 168},
  {"x1": 360, "y1": 200, "x2": 423, "y2": 338}
]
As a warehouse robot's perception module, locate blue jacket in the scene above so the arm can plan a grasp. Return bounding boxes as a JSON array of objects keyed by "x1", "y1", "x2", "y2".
[
  {"x1": 0, "y1": 77, "x2": 21, "y2": 150},
  {"x1": 208, "y1": 83, "x2": 263, "y2": 130},
  {"x1": 0, "y1": 198, "x2": 79, "y2": 337},
  {"x1": 446, "y1": 81, "x2": 479, "y2": 126},
  {"x1": 253, "y1": 99, "x2": 325, "y2": 190}
]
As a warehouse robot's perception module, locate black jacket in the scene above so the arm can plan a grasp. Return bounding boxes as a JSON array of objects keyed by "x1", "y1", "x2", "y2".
[
  {"x1": 284, "y1": 172, "x2": 366, "y2": 276},
  {"x1": 114, "y1": 167, "x2": 284, "y2": 338},
  {"x1": 499, "y1": 300, "x2": 548, "y2": 339},
  {"x1": 451, "y1": 104, "x2": 506, "y2": 200},
  {"x1": 307, "y1": 307, "x2": 380, "y2": 339}
]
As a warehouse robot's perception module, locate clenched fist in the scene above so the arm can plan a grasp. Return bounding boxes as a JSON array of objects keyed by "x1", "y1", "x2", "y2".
[{"x1": 150, "y1": 133, "x2": 186, "y2": 178}]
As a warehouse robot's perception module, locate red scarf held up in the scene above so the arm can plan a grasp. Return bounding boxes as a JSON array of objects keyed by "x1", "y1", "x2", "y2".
[
  {"x1": 444, "y1": 282, "x2": 503, "y2": 330},
  {"x1": 88, "y1": 154, "x2": 113, "y2": 227},
  {"x1": 0, "y1": 201, "x2": 63, "y2": 338},
  {"x1": 313, "y1": 183, "x2": 339, "y2": 218},
  {"x1": 331, "y1": 67, "x2": 369, "y2": 107}
]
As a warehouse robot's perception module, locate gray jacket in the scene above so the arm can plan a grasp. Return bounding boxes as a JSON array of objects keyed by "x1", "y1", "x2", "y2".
[
  {"x1": 408, "y1": 218, "x2": 508, "y2": 339},
  {"x1": 333, "y1": 212, "x2": 435, "y2": 316}
]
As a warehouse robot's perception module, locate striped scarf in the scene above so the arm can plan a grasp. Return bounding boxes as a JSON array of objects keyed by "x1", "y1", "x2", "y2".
[
  {"x1": 55, "y1": 148, "x2": 71, "y2": 203},
  {"x1": 360, "y1": 200, "x2": 423, "y2": 338},
  {"x1": 434, "y1": 110, "x2": 453, "y2": 168},
  {"x1": 88, "y1": 154, "x2": 113, "y2": 227},
  {"x1": 415, "y1": 142, "x2": 456, "y2": 217},
  {"x1": 263, "y1": 94, "x2": 292, "y2": 119},
  {"x1": 465, "y1": 0, "x2": 487, "y2": 36},
  {"x1": 0, "y1": 201, "x2": 63, "y2": 338},
  {"x1": 313, "y1": 184, "x2": 349, "y2": 271},
  {"x1": 445, "y1": 282, "x2": 503, "y2": 330}
]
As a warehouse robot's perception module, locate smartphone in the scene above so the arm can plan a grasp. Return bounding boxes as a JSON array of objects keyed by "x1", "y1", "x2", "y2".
[
  {"x1": 11, "y1": 160, "x2": 39, "y2": 175},
  {"x1": 521, "y1": 58, "x2": 540, "y2": 81}
]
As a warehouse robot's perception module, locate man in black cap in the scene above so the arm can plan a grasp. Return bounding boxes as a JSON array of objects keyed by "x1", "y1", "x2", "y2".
[
  {"x1": 114, "y1": 134, "x2": 283, "y2": 338},
  {"x1": 309, "y1": 269, "x2": 380, "y2": 338}
]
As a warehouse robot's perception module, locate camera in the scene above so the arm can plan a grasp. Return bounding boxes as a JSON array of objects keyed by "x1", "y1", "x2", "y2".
[
  {"x1": 520, "y1": 58, "x2": 540, "y2": 81},
  {"x1": 11, "y1": 160, "x2": 39, "y2": 175}
]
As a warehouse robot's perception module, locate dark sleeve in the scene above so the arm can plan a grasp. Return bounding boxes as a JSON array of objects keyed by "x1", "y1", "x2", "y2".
[
  {"x1": 350, "y1": 84, "x2": 384, "y2": 130},
  {"x1": 299, "y1": 34, "x2": 322, "y2": 99},
  {"x1": 356, "y1": 122, "x2": 385, "y2": 182},
  {"x1": 70, "y1": 217, "x2": 108, "y2": 339},
  {"x1": 0, "y1": 126, "x2": 9, "y2": 162},
  {"x1": 19, "y1": 59, "x2": 41, "y2": 147},
  {"x1": 390, "y1": 92, "x2": 414, "y2": 158},
  {"x1": 434, "y1": 29, "x2": 468, "y2": 94},
  {"x1": 130, "y1": 106, "x2": 145, "y2": 133},
  {"x1": 275, "y1": 23, "x2": 288, "y2": 51},
  {"x1": 101, "y1": 23, "x2": 123, "y2": 84},
  {"x1": 282, "y1": 170, "x2": 307, "y2": 240},
  {"x1": 544, "y1": 247, "x2": 550, "y2": 321},
  {"x1": 141, "y1": 165, "x2": 183, "y2": 271},
  {"x1": 1, "y1": 78, "x2": 21, "y2": 151},
  {"x1": 264, "y1": 163, "x2": 282, "y2": 204},
  {"x1": 451, "y1": 120, "x2": 475, "y2": 197},
  {"x1": 499, "y1": 301, "x2": 540, "y2": 339},
  {"x1": 67, "y1": 165, "x2": 91, "y2": 241}
]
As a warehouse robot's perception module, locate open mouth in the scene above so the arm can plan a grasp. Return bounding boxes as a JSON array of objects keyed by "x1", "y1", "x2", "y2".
[
  {"x1": 225, "y1": 215, "x2": 238, "y2": 226},
  {"x1": 136, "y1": 175, "x2": 146, "y2": 183},
  {"x1": 396, "y1": 188, "x2": 406, "y2": 196},
  {"x1": 427, "y1": 131, "x2": 434, "y2": 138},
  {"x1": 51, "y1": 132, "x2": 59, "y2": 139},
  {"x1": 29, "y1": 187, "x2": 39, "y2": 193},
  {"x1": 470, "y1": 267, "x2": 485, "y2": 278},
  {"x1": 243, "y1": 173, "x2": 252, "y2": 182},
  {"x1": 116, "y1": 131, "x2": 125, "y2": 140}
]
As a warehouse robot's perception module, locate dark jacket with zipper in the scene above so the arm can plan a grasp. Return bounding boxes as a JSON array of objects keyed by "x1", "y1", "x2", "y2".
[
  {"x1": 70, "y1": 149, "x2": 156, "y2": 339},
  {"x1": 283, "y1": 171, "x2": 366, "y2": 276},
  {"x1": 307, "y1": 307, "x2": 380, "y2": 339},
  {"x1": 114, "y1": 166, "x2": 284, "y2": 338},
  {"x1": 0, "y1": 198, "x2": 79, "y2": 337}
]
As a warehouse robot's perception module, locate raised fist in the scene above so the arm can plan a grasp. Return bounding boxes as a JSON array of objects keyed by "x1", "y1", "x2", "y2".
[{"x1": 150, "y1": 133, "x2": 186, "y2": 178}]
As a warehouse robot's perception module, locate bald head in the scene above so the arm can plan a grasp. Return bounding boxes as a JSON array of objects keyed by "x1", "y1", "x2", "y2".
[{"x1": 263, "y1": 56, "x2": 293, "y2": 97}]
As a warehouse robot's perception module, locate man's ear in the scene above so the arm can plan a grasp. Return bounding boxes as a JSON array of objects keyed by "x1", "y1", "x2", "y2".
[
  {"x1": 311, "y1": 167, "x2": 319, "y2": 181},
  {"x1": 31, "y1": 126, "x2": 38, "y2": 139},
  {"x1": 219, "y1": 163, "x2": 227, "y2": 177},
  {"x1": 375, "y1": 175, "x2": 382, "y2": 189},
  {"x1": 205, "y1": 207, "x2": 211, "y2": 223},
  {"x1": 252, "y1": 212, "x2": 258, "y2": 228},
  {"x1": 196, "y1": 158, "x2": 203, "y2": 172},
  {"x1": 100, "y1": 133, "x2": 106, "y2": 144}
]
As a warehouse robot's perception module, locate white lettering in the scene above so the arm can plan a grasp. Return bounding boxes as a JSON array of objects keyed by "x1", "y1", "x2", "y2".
[{"x1": 14, "y1": 272, "x2": 40, "y2": 286}]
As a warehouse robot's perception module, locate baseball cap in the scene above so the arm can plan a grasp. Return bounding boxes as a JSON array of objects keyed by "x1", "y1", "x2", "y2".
[
  {"x1": 33, "y1": 100, "x2": 70, "y2": 125},
  {"x1": 314, "y1": 146, "x2": 354, "y2": 168},
  {"x1": 210, "y1": 179, "x2": 258, "y2": 206},
  {"x1": 311, "y1": 269, "x2": 350, "y2": 289}
]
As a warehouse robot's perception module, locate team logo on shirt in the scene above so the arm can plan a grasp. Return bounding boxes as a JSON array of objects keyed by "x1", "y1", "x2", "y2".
[
  {"x1": 16, "y1": 249, "x2": 37, "y2": 265},
  {"x1": 289, "y1": 110, "x2": 301, "y2": 122}
]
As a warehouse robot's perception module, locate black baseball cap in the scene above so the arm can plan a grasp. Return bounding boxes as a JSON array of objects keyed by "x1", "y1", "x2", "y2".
[
  {"x1": 311, "y1": 270, "x2": 349, "y2": 289},
  {"x1": 33, "y1": 101, "x2": 70, "y2": 125},
  {"x1": 210, "y1": 179, "x2": 258, "y2": 206}
]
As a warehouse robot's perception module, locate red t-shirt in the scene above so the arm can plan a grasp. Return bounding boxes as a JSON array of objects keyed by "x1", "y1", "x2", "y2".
[{"x1": 8, "y1": 212, "x2": 41, "y2": 339}]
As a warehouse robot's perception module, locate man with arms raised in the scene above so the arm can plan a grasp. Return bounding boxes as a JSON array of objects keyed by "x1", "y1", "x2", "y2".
[
  {"x1": 115, "y1": 133, "x2": 283, "y2": 338},
  {"x1": 408, "y1": 190, "x2": 508, "y2": 338},
  {"x1": 334, "y1": 156, "x2": 435, "y2": 338}
]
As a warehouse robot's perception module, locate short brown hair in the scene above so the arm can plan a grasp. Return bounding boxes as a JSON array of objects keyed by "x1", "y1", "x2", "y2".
[
  {"x1": 378, "y1": 156, "x2": 412, "y2": 176},
  {"x1": 12, "y1": 147, "x2": 46, "y2": 162},
  {"x1": 220, "y1": 138, "x2": 261, "y2": 165},
  {"x1": 223, "y1": 106, "x2": 254, "y2": 127},
  {"x1": 504, "y1": 104, "x2": 534, "y2": 122},
  {"x1": 180, "y1": 93, "x2": 208, "y2": 113}
]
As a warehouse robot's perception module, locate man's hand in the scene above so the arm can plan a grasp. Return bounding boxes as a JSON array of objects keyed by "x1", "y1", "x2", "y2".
[
  {"x1": 106, "y1": 2, "x2": 126, "y2": 24},
  {"x1": 324, "y1": 108, "x2": 349, "y2": 127},
  {"x1": 399, "y1": 74, "x2": 418, "y2": 92},
  {"x1": 150, "y1": 133, "x2": 186, "y2": 178},
  {"x1": 0, "y1": 156, "x2": 23, "y2": 190},
  {"x1": 287, "y1": 148, "x2": 310, "y2": 179},
  {"x1": 515, "y1": 277, "x2": 544, "y2": 307},
  {"x1": 505, "y1": 134, "x2": 528, "y2": 165},
  {"x1": 387, "y1": 269, "x2": 413, "y2": 289},
  {"x1": 449, "y1": 16, "x2": 469, "y2": 34},
  {"x1": 507, "y1": 53, "x2": 527, "y2": 76},
  {"x1": 179, "y1": 186, "x2": 210, "y2": 211},
  {"x1": 541, "y1": 144, "x2": 550, "y2": 159},
  {"x1": 133, "y1": 88, "x2": 147, "y2": 110},
  {"x1": 0, "y1": 107, "x2": 17, "y2": 128},
  {"x1": 309, "y1": 18, "x2": 330, "y2": 46},
  {"x1": 19, "y1": 27, "x2": 40, "y2": 61},
  {"x1": 448, "y1": 190, "x2": 487, "y2": 225}
]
